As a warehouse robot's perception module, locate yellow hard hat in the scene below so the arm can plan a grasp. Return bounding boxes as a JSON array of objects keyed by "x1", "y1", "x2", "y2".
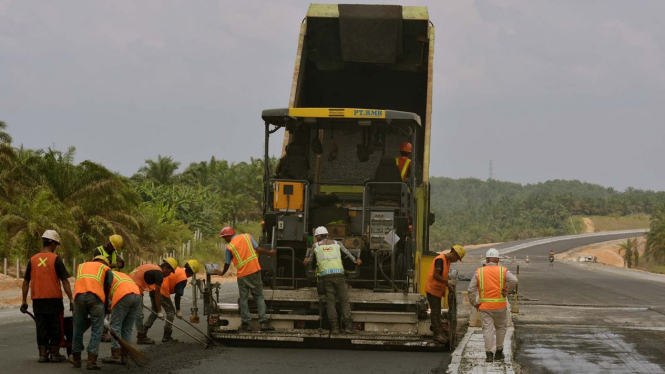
[
  {"x1": 93, "y1": 255, "x2": 110, "y2": 266},
  {"x1": 451, "y1": 245, "x2": 466, "y2": 261},
  {"x1": 109, "y1": 234, "x2": 123, "y2": 250},
  {"x1": 185, "y1": 259, "x2": 200, "y2": 273},
  {"x1": 163, "y1": 257, "x2": 178, "y2": 271}
]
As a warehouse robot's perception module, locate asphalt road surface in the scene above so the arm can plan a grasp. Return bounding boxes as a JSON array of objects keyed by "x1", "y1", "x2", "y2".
[{"x1": 2, "y1": 231, "x2": 662, "y2": 374}]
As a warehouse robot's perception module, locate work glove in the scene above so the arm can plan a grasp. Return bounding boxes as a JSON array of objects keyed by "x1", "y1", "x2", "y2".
[
  {"x1": 104, "y1": 318, "x2": 110, "y2": 328},
  {"x1": 20, "y1": 303, "x2": 28, "y2": 313},
  {"x1": 156, "y1": 312, "x2": 164, "y2": 319},
  {"x1": 176, "y1": 310, "x2": 183, "y2": 319}
]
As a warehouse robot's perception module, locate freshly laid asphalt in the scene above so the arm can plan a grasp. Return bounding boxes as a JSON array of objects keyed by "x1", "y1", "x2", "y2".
[{"x1": 2, "y1": 231, "x2": 663, "y2": 374}]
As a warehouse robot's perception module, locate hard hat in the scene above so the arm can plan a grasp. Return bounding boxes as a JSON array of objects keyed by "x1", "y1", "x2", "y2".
[
  {"x1": 400, "y1": 142, "x2": 412, "y2": 153},
  {"x1": 109, "y1": 234, "x2": 123, "y2": 250},
  {"x1": 314, "y1": 226, "x2": 328, "y2": 236},
  {"x1": 163, "y1": 257, "x2": 178, "y2": 271},
  {"x1": 185, "y1": 259, "x2": 200, "y2": 273},
  {"x1": 42, "y1": 230, "x2": 61, "y2": 244},
  {"x1": 93, "y1": 255, "x2": 110, "y2": 266},
  {"x1": 219, "y1": 227, "x2": 236, "y2": 238},
  {"x1": 452, "y1": 245, "x2": 466, "y2": 261},
  {"x1": 485, "y1": 248, "x2": 500, "y2": 258}
]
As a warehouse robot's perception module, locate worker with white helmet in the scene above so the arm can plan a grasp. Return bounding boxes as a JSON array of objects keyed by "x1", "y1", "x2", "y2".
[
  {"x1": 303, "y1": 226, "x2": 361, "y2": 334},
  {"x1": 21, "y1": 230, "x2": 74, "y2": 363},
  {"x1": 467, "y1": 248, "x2": 518, "y2": 363}
]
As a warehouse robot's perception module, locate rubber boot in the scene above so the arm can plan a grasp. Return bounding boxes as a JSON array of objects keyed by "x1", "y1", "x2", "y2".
[
  {"x1": 260, "y1": 322, "x2": 275, "y2": 331},
  {"x1": 86, "y1": 353, "x2": 101, "y2": 370},
  {"x1": 162, "y1": 330, "x2": 179, "y2": 343},
  {"x1": 38, "y1": 346, "x2": 50, "y2": 363},
  {"x1": 432, "y1": 326, "x2": 448, "y2": 344},
  {"x1": 239, "y1": 322, "x2": 252, "y2": 332},
  {"x1": 69, "y1": 352, "x2": 82, "y2": 368},
  {"x1": 329, "y1": 321, "x2": 339, "y2": 334},
  {"x1": 485, "y1": 351, "x2": 494, "y2": 363},
  {"x1": 343, "y1": 320, "x2": 355, "y2": 334},
  {"x1": 136, "y1": 329, "x2": 155, "y2": 345},
  {"x1": 494, "y1": 349, "x2": 505, "y2": 361},
  {"x1": 102, "y1": 348, "x2": 123, "y2": 364},
  {"x1": 50, "y1": 345, "x2": 67, "y2": 363}
]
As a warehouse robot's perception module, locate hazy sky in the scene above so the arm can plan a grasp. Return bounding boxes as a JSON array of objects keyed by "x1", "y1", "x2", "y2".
[{"x1": 1, "y1": 1, "x2": 664, "y2": 191}]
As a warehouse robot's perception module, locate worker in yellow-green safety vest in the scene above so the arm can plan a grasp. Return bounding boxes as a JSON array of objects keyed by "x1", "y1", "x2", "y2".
[
  {"x1": 303, "y1": 226, "x2": 361, "y2": 334},
  {"x1": 93, "y1": 235, "x2": 125, "y2": 270}
]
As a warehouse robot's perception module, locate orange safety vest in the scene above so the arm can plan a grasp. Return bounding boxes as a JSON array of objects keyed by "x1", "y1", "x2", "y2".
[
  {"x1": 160, "y1": 267, "x2": 188, "y2": 298},
  {"x1": 395, "y1": 156, "x2": 411, "y2": 182},
  {"x1": 130, "y1": 264, "x2": 162, "y2": 292},
  {"x1": 74, "y1": 261, "x2": 110, "y2": 303},
  {"x1": 425, "y1": 254, "x2": 450, "y2": 298},
  {"x1": 476, "y1": 266, "x2": 508, "y2": 310},
  {"x1": 29, "y1": 252, "x2": 63, "y2": 299},
  {"x1": 227, "y1": 234, "x2": 261, "y2": 279},
  {"x1": 109, "y1": 271, "x2": 140, "y2": 310}
]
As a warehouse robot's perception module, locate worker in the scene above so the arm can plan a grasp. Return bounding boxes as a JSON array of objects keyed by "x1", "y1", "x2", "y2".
[
  {"x1": 155, "y1": 258, "x2": 200, "y2": 342},
  {"x1": 93, "y1": 234, "x2": 124, "y2": 343},
  {"x1": 21, "y1": 230, "x2": 74, "y2": 363},
  {"x1": 395, "y1": 141, "x2": 412, "y2": 182},
  {"x1": 549, "y1": 250, "x2": 555, "y2": 265},
  {"x1": 70, "y1": 255, "x2": 113, "y2": 370},
  {"x1": 425, "y1": 245, "x2": 465, "y2": 344},
  {"x1": 102, "y1": 271, "x2": 141, "y2": 365},
  {"x1": 468, "y1": 248, "x2": 518, "y2": 363},
  {"x1": 214, "y1": 227, "x2": 276, "y2": 332},
  {"x1": 130, "y1": 259, "x2": 176, "y2": 344},
  {"x1": 304, "y1": 226, "x2": 361, "y2": 334}
]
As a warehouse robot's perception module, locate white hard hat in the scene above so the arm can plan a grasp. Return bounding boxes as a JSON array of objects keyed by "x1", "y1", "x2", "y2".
[
  {"x1": 42, "y1": 230, "x2": 61, "y2": 244},
  {"x1": 485, "y1": 248, "x2": 500, "y2": 258},
  {"x1": 314, "y1": 226, "x2": 328, "y2": 236}
]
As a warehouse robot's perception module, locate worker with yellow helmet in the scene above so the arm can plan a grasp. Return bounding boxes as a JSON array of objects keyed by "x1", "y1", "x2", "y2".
[
  {"x1": 135, "y1": 257, "x2": 179, "y2": 344},
  {"x1": 425, "y1": 245, "x2": 465, "y2": 344},
  {"x1": 153, "y1": 259, "x2": 200, "y2": 342},
  {"x1": 93, "y1": 234, "x2": 125, "y2": 270}
]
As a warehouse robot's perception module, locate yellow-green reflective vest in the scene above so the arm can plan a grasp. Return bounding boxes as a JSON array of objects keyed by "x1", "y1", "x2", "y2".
[
  {"x1": 96, "y1": 246, "x2": 117, "y2": 265},
  {"x1": 313, "y1": 242, "x2": 344, "y2": 277}
]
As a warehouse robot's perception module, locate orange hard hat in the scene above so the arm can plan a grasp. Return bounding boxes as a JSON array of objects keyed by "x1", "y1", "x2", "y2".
[
  {"x1": 219, "y1": 227, "x2": 236, "y2": 238},
  {"x1": 400, "y1": 142, "x2": 412, "y2": 153}
]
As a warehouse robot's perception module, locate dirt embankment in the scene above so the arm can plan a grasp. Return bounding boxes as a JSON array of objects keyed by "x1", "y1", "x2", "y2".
[{"x1": 582, "y1": 217, "x2": 595, "y2": 233}]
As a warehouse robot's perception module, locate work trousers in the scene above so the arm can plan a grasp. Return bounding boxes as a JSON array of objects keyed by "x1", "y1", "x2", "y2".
[
  {"x1": 322, "y1": 274, "x2": 352, "y2": 327},
  {"x1": 237, "y1": 271, "x2": 268, "y2": 324},
  {"x1": 72, "y1": 293, "x2": 105, "y2": 355},
  {"x1": 480, "y1": 307, "x2": 509, "y2": 353},
  {"x1": 110, "y1": 294, "x2": 141, "y2": 349},
  {"x1": 35, "y1": 312, "x2": 62, "y2": 347},
  {"x1": 143, "y1": 293, "x2": 175, "y2": 333},
  {"x1": 426, "y1": 292, "x2": 443, "y2": 333}
]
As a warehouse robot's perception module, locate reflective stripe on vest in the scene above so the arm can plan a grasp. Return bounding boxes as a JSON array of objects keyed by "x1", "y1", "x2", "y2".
[
  {"x1": 30, "y1": 252, "x2": 63, "y2": 299},
  {"x1": 109, "y1": 271, "x2": 140, "y2": 309},
  {"x1": 97, "y1": 245, "x2": 117, "y2": 265},
  {"x1": 395, "y1": 157, "x2": 411, "y2": 181},
  {"x1": 74, "y1": 261, "x2": 109, "y2": 303},
  {"x1": 227, "y1": 234, "x2": 261, "y2": 278},
  {"x1": 314, "y1": 242, "x2": 345, "y2": 277},
  {"x1": 477, "y1": 266, "x2": 507, "y2": 310}
]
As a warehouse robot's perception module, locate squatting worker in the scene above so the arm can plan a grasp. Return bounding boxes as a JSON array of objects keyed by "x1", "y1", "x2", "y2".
[
  {"x1": 468, "y1": 248, "x2": 517, "y2": 363},
  {"x1": 214, "y1": 227, "x2": 276, "y2": 332},
  {"x1": 130, "y1": 260, "x2": 175, "y2": 344},
  {"x1": 21, "y1": 230, "x2": 74, "y2": 363},
  {"x1": 425, "y1": 245, "x2": 465, "y2": 344},
  {"x1": 303, "y1": 226, "x2": 361, "y2": 334},
  {"x1": 153, "y1": 258, "x2": 200, "y2": 342},
  {"x1": 70, "y1": 255, "x2": 113, "y2": 370},
  {"x1": 396, "y1": 141, "x2": 412, "y2": 182},
  {"x1": 93, "y1": 234, "x2": 123, "y2": 343},
  {"x1": 102, "y1": 270, "x2": 141, "y2": 365}
]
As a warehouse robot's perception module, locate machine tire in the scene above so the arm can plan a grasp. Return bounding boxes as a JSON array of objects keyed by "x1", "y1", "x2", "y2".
[{"x1": 447, "y1": 287, "x2": 457, "y2": 351}]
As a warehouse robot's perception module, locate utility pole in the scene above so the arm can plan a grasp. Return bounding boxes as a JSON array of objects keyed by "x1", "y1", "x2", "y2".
[{"x1": 488, "y1": 160, "x2": 493, "y2": 181}]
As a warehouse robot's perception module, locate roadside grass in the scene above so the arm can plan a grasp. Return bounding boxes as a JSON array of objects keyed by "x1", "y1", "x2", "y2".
[
  {"x1": 587, "y1": 214, "x2": 650, "y2": 231},
  {"x1": 635, "y1": 258, "x2": 665, "y2": 275}
]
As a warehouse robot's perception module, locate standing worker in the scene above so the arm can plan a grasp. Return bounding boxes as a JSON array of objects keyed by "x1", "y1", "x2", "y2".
[
  {"x1": 93, "y1": 235, "x2": 124, "y2": 343},
  {"x1": 154, "y1": 258, "x2": 199, "y2": 342},
  {"x1": 425, "y1": 245, "x2": 465, "y2": 344},
  {"x1": 130, "y1": 260, "x2": 175, "y2": 344},
  {"x1": 21, "y1": 230, "x2": 74, "y2": 363},
  {"x1": 214, "y1": 227, "x2": 276, "y2": 332},
  {"x1": 468, "y1": 248, "x2": 518, "y2": 363},
  {"x1": 303, "y1": 226, "x2": 361, "y2": 334},
  {"x1": 549, "y1": 250, "x2": 555, "y2": 265},
  {"x1": 70, "y1": 255, "x2": 113, "y2": 370},
  {"x1": 395, "y1": 141, "x2": 412, "y2": 182},
  {"x1": 101, "y1": 270, "x2": 141, "y2": 365}
]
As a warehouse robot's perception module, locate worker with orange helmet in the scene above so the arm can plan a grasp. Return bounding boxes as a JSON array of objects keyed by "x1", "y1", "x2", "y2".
[
  {"x1": 214, "y1": 227, "x2": 277, "y2": 332},
  {"x1": 396, "y1": 141, "x2": 412, "y2": 182}
]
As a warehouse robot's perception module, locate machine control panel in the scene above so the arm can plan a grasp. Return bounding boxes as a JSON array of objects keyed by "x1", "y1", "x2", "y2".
[{"x1": 369, "y1": 211, "x2": 395, "y2": 250}]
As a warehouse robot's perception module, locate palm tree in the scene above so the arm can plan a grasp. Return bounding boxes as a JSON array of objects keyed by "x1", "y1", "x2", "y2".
[
  {"x1": 0, "y1": 121, "x2": 15, "y2": 169},
  {"x1": 646, "y1": 206, "x2": 665, "y2": 263},
  {"x1": 618, "y1": 238, "x2": 638, "y2": 268},
  {"x1": 137, "y1": 155, "x2": 181, "y2": 186}
]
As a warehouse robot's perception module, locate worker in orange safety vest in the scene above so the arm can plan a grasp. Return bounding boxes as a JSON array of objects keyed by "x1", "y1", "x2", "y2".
[
  {"x1": 395, "y1": 141, "x2": 412, "y2": 182},
  {"x1": 467, "y1": 248, "x2": 518, "y2": 363},
  {"x1": 425, "y1": 245, "x2": 465, "y2": 344},
  {"x1": 102, "y1": 271, "x2": 141, "y2": 365}
]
